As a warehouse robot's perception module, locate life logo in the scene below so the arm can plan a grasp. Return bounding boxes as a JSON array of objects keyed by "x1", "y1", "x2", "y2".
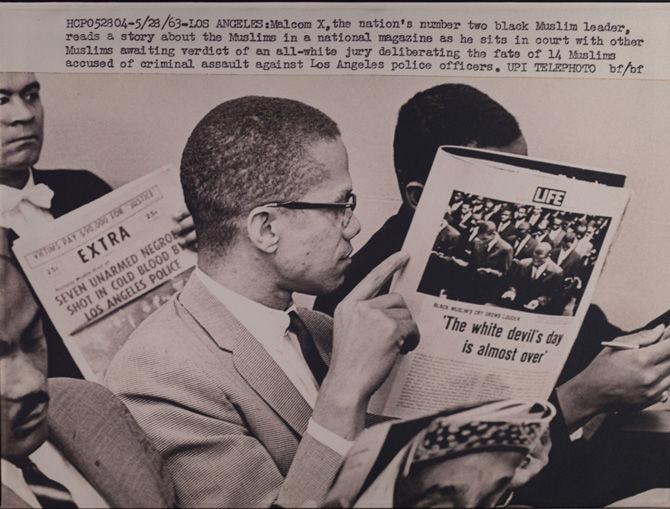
[{"x1": 532, "y1": 187, "x2": 566, "y2": 207}]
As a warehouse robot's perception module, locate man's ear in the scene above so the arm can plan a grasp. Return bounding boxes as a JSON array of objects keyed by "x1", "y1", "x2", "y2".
[
  {"x1": 404, "y1": 181, "x2": 424, "y2": 210},
  {"x1": 246, "y1": 207, "x2": 280, "y2": 253}
]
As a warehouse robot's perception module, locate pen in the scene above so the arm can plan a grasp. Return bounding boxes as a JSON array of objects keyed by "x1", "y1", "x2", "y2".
[{"x1": 600, "y1": 341, "x2": 639, "y2": 350}]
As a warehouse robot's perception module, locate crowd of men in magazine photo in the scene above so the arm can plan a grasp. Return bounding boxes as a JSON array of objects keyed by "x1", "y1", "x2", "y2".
[
  {"x1": 417, "y1": 190, "x2": 611, "y2": 316},
  {"x1": 1, "y1": 70, "x2": 669, "y2": 509}
]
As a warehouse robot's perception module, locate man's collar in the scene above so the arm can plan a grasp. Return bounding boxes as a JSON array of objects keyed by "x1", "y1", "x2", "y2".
[{"x1": 195, "y1": 267, "x2": 292, "y2": 341}]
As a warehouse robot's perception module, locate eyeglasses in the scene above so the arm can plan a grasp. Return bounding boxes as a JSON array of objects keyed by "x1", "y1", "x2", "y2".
[{"x1": 264, "y1": 192, "x2": 357, "y2": 228}]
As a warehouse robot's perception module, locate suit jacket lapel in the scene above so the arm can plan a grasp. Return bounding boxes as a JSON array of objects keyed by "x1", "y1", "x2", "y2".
[
  {"x1": 178, "y1": 274, "x2": 313, "y2": 436},
  {"x1": 32, "y1": 169, "x2": 66, "y2": 218}
]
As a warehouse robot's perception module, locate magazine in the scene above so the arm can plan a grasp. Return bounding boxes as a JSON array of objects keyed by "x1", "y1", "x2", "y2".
[{"x1": 369, "y1": 147, "x2": 631, "y2": 418}]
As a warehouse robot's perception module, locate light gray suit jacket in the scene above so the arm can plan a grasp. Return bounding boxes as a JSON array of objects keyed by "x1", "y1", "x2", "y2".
[
  {"x1": 1, "y1": 378, "x2": 175, "y2": 508},
  {"x1": 105, "y1": 274, "x2": 344, "y2": 508}
]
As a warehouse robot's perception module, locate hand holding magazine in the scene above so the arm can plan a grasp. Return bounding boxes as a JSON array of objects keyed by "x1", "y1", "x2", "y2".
[{"x1": 369, "y1": 147, "x2": 631, "y2": 418}]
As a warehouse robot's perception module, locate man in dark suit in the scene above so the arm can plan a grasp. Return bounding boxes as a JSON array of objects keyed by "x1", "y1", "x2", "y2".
[
  {"x1": 471, "y1": 220, "x2": 513, "y2": 276},
  {"x1": 527, "y1": 206, "x2": 548, "y2": 231},
  {"x1": 453, "y1": 200, "x2": 473, "y2": 232},
  {"x1": 1, "y1": 73, "x2": 113, "y2": 378},
  {"x1": 469, "y1": 221, "x2": 513, "y2": 303},
  {"x1": 552, "y1": 231, "x2": 583, "y2": 278},
  {"x1": 495, "y1": 206, "x2": 518, "y2": 244},
  {"x1": 1, "y1": 72, "x2": 195, "y2": 379},
  {"x1": 0, "y1": 232, "x2": 175, "y2": 508},
  {"x1": 501, "y1": 242, "x2": 563, "y2": 313},
  {"x1": 547, "y1": 217, "x2": 567, "y2": 246},
  {"x1": 512, "y1": 221, "x2": 538, "y2": 260}
]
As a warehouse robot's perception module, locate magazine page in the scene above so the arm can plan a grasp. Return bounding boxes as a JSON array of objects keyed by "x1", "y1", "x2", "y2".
[
  {"x1": 11, "y1": 166, "x2": 196, "y2": 380},
  {"x1": 371, "y1": 148, "x2": 631, "y2": 418},
  {"x1": 327, "y1": 399, "x2": 555, "y2": 507}
]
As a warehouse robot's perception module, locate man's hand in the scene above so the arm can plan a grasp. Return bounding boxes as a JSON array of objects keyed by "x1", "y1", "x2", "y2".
[
  {"x1": 329, "y1": 251, "x2": 420, "y2": 398},
  {"x1": 313, "y1": 252, "x2": 420, "y2": 440},
  {"x1": 502, "y1": 288, "x2": 516, "y2": 301},
  {"x1": 172, "y1": 209, "x2": 197, "y2": 250},
  {"x1": 451, "y1": 256, "x2": 468, "y2": 267},
  {"x1": 557, "y1": 324, "x2": 670, "y2": 431},
  {"x1": 478, "y1": 267, "x2": 502, "y2": 277},
  {"x1": 524, "y1": 299, "x2": 540, "y2": 311}
]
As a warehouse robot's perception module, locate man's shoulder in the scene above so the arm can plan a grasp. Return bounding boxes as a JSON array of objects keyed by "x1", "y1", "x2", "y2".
[
  {"x1": 546, "y1": 260, "x2": 563, "y2": 274},
  {"x1": 33, "y1": 168, "x2": 112, "y2": 216},
  {"x1": 518, "y1": 258, "x2": 534, "y2": 268},
  {"x1": 106, "y1": 296, "x2": 202, "y2": 376},
  {"x1": 496, "y1": 238, "x2": 513, "y2": 252},
  {"x1": 46, "y1": 378, "x2": 176, "y2": 507},
  {"x1": 33, "y1": 168, "x2": 110, "y2": 189},
  {"x1": 47, "y1": 378, "x2": 145, "y2": 448}
]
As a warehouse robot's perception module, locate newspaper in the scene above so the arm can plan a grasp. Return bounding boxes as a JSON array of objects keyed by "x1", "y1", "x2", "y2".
[
  {"x1": 1, "y1": 2, "x2": 669, "y2": 508},
  {"x1": 11, "y1": 166, "x2": 196, "y2": 381},
  {"x1": 370, "y1": 147, "x2": 631, "y2": 418},
  {"x1": 326, "y1": 399, "x2": 555, "y2": 507}
]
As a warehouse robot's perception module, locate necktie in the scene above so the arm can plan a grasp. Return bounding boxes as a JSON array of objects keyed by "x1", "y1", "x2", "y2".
[
  {"x1": 18, "y1": 458, "x2": 78, "y2": 509},
  {"x1": 288, "y1": 310, "x2": 328, "y2": 385},
  {"x1": 0, "y1": 183, "x2": 54, "y2": 213}
]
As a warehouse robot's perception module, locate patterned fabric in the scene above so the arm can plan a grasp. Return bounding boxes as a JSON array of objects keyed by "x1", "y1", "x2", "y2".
[
  {"x1": 105, "y1": 274, "x2": 344, "y2": 508},
  {"x1": 18, "y1": 459, "x2": 78, "y2": 509},
  {"x1": 411, "y1": 419, "x2": 544, "y2": 465}
]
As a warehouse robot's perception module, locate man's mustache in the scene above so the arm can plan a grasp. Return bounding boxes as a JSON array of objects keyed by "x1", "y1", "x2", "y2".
[{"x1": 14, "y1": 390, "x2": 50, "y2": 426}]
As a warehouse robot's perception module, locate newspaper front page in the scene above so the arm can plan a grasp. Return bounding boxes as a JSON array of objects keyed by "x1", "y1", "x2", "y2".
[{"x1": 11, "y1": 167, "x2": 196, "y2": 380}]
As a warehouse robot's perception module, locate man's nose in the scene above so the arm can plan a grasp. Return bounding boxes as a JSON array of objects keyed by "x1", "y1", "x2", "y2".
[
  {"x1": 7, "y1": 97, "x2": 36, "y2": 124},
  {"x1": 1, "y1": 354, "x2": 46, "y2": 400}
]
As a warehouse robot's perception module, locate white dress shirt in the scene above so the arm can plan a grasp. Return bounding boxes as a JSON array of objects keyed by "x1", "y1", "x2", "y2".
[
  {"x1": 1, "y1": 441, "x2": 109, "y2": 508},
  {"x1": 0, "y1": 169, "x2": 54, "y2": 235},
  {"x1": 196, "y1": 268, "x2": 353, "y2": 455}
]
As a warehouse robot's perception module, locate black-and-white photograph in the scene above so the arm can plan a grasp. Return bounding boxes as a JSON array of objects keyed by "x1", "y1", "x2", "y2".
[
  {"x1": 2, "y1": 3, "x2": 670, "y2": 505},
  {"x1": 417, "y1": 190, "x2": 612, "y2": 316}
]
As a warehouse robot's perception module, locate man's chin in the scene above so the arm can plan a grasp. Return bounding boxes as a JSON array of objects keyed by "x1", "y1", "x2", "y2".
[{"x1": 0, "y1": 152, "x2": 40, "y2": 173}]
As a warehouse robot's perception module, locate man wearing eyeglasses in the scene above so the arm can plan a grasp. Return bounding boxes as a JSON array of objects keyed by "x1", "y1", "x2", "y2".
[{"x1": 105, "y1": 96, "x2": 419, "y2": 508}]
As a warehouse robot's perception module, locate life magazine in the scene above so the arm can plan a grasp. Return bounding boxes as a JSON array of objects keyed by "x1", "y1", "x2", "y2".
[{"x1": 370, "y1": 147, "x2": 631, "y2": 418}]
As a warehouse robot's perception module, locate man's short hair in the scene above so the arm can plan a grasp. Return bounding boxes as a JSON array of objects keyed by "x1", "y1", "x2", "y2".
[
  {"x1": 479, "y1": 220, "x2": 497, "y2": 236},
  {"x1": 180, "y1": 96, "x2": 341, "y2": 251},
  {"x1": 393, "y1": 84, "x2": 522, "y2": 194}
]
